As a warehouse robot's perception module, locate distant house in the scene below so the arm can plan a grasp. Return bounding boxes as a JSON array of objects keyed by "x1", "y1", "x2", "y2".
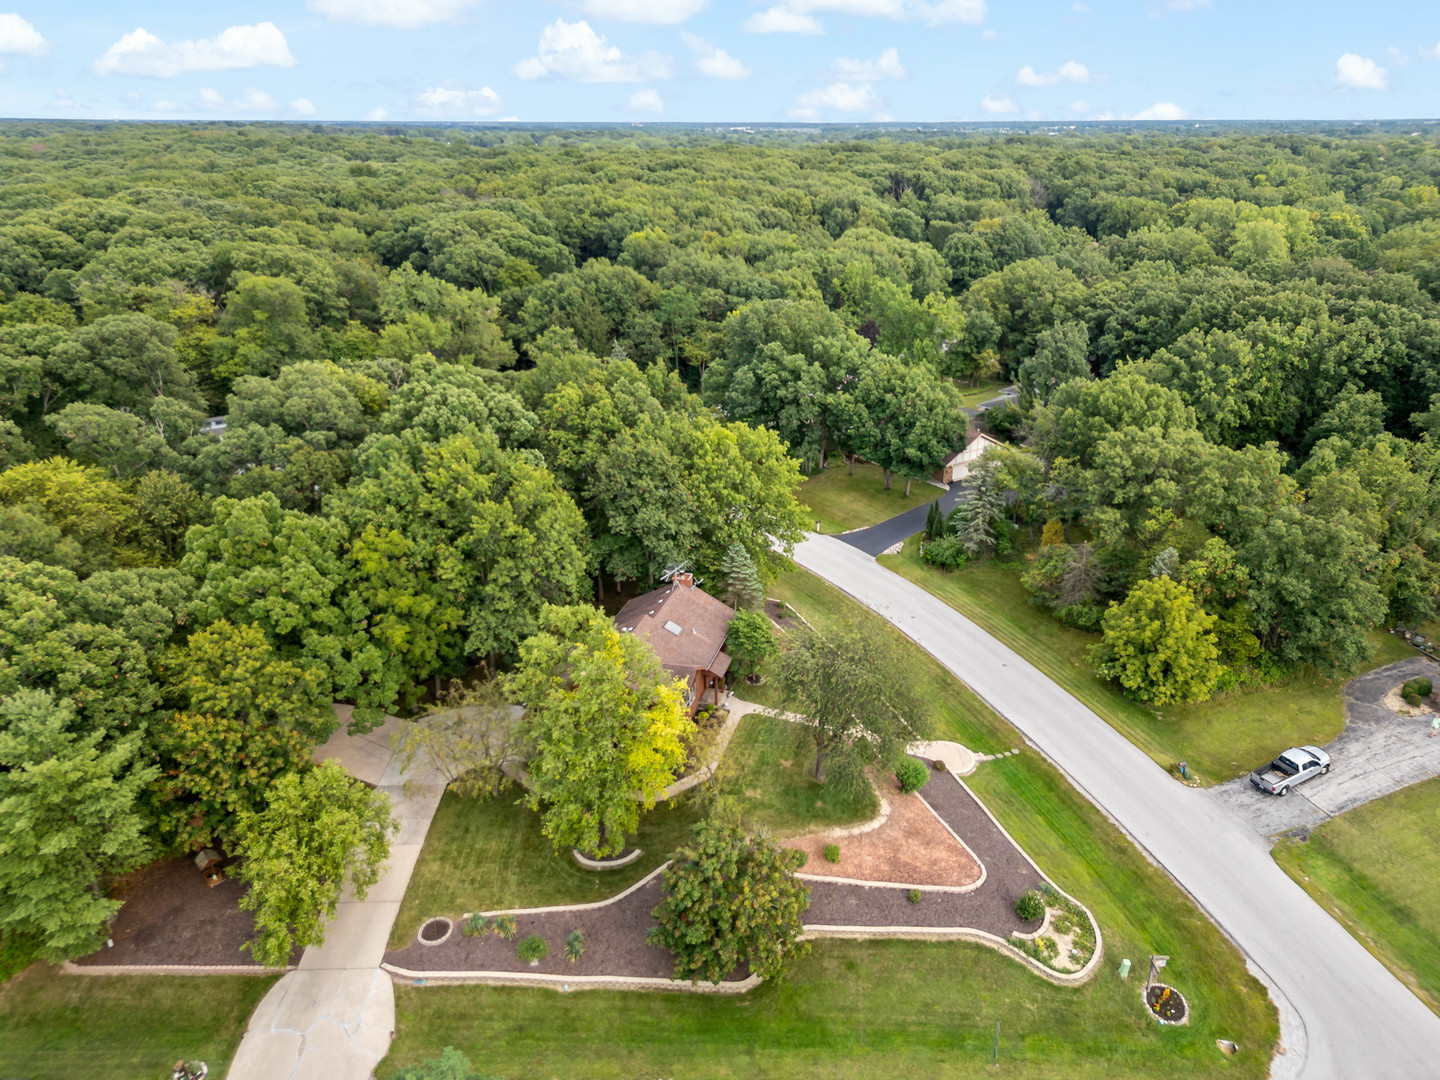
[
  {"x1": 941, "y1": 431, "x2": 1004, "y2": 484},
  {"x1": 615, "y1": 572, "x2": 736, "y2": 716}
]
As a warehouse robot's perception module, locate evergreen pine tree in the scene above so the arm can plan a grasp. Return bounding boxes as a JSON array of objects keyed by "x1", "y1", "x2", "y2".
[
  {"x1": 951, "y1": 460, "x2": 1005, "y2": 559},
  {"x1": 718, "y1": 542, "x2": 764, "y2": 610},
  {"x1": 923, "y1": 500, "x2": 943, "y2": 542}
]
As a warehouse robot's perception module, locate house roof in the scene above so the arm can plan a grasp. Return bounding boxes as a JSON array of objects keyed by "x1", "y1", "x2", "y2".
[
  {"x1": 944, "y1": 430, "x2": 1004, "y2": 467},
  {"x1": 615, "y1": 577, "x2": 736, "y2": 680}
]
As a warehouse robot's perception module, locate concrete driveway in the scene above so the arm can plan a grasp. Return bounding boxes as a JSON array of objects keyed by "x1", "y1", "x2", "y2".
[
  {"x1": 1214, "y1": 656, "x2": 1440, "y2": 837},
  {"x1": 790, "y1": 534, "x2": 1440, "y2": 1080}
]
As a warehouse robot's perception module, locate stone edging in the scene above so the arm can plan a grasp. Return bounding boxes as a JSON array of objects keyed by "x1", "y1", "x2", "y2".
[
  {"x1": 796, "y1": 871, "x2": 981, "y2": 895},
  {"x1": 62, "y1": 960, "x2": 291, "y2": 977},
  {"x1": 572, "y1": 847, "x2": 644, "y2": 870},
  {"x1": 416, "y1": 917, "x2": 454, "y2": 946},
  {"x1": 1143, "y1": 982, "x2": 1191, "y2": 1026},
  {"x1": 1008, "y1": 906, "x2": 1053, "y2": 943},
  {"x1": 944, "y1": 771, "x2": 1105, "y2": 984},
  {"x1": 464, "y1": 864, "x2": 670, "y2": 920},
  {"x1": 800, "y1": 923, "x2": 1096, "y2": 987},
  {"x1": 382, "y1": 962, "x2": 761, "y2": 995}
]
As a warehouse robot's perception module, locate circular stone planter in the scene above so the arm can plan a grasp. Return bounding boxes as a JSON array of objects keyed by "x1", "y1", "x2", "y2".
[
  {"x1": 571, "y1": 847, "x2": 643, "y2": 870},
  {"x1": 1145, "y1": 983, "x2": 1189, "y2": 1025},
  {"x1": 417, "y1": 917, "x2": 454, "y2": 947}
]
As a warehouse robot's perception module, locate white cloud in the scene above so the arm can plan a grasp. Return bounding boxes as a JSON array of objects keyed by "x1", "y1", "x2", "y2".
[
  {"x1": 515, "y1": 19, "x2": 671, "y2": 82},
  {"x1": 417, "y1": 83, "x2": 503, "y2": 115},
  {"x1": 195, "y1": 87, "x2": 282, "y2": 113},
  {"x1": 831, "y1": 47, "x2": 905, "y2": 81},
  {"x1": 0, "y1": 13, "x2": 46, "y2": 55},
  {"x1": 980, "y1": 92, "x2": 1017, "y2": 113},
  {"x1": 981, "y1": 28, "x2": 996, "y2": 40},
  {"x1": 365, "y1": 106, "x2": 388, "y2": 121},
  {"x1": 1069, "y1": 99, "x2": 1090, "y2": 114},
  {"x1": 307, "y1": 0, "x2": 479, "y2": 29},
  {"x1": 95, "y1": 22, "x2": 295, "y2": 78},
  {"x1": 1132, "y1": 101, "x2": 1187, "y2": 120},
  {"x1": 1421, "y1": 42, "x2": 1440, "y2": 61},
  {"x1": 290, "y1": 97, "x2": 316, "y2": 116},
  {"x1": 1166, "y1": 0, "x2": 1211, "y2": 9},
  {"x1": 680, "y1": 33, "x2": 749, "y2": 78},
  {"x1": 580, "y1": 0, "x2": 707, "y2": 23},
  {"x1": 744, "y1": 0, "x2": 984, "y2": 33},
  {"x1": 1335, "y1": 52, "x2": 1388, "y2": 90},
  {"x1": 793, "y1": 81, "x2": 882, "y2": 113},
  {"x1": 743, "y1": 7, "x2": 824, "y2": 33},
  {"x1": 1385, "y1": 46, "x2": 1411, "y2": 67},
  {"x1": 629, "y1": 87, "x2": 664, "y2": 112},
  {"x1": 1016, "y1": 60, "x2": 1091, "y2": 86}
]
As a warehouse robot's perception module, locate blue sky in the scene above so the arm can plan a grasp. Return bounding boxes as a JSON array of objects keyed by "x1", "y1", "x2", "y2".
[{"x1": 1, "y1": 2, "x2": 1437, "y2": 123}]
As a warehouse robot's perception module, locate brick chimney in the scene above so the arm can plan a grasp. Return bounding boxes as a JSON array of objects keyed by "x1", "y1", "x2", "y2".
[{"x1": 674, "y1": 571, "x2": 695, "y2": 589}]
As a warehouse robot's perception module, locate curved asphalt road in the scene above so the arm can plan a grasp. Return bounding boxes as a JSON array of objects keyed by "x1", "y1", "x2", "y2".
[{"x1": 791, "y1": 533, "x2": 1440, "y2": 1080}]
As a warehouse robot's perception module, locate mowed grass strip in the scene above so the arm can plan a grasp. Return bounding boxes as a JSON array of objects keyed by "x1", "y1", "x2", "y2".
[
  {"x1": 881, "y1": 537, "x2": 1422, "y2": 783},
  {"x1": 799, "y1": 463, "x2": 940, "y2": 535},
  {"x1": 1273, "y1": 776, "x2": 1440, "y2": 1014},
  {"x1": 0, "y1": 967, "x2": 277, "y2": 1080},
  {"x1": 380, "y1": 567, "x2": 1277, "y2": 1079}
]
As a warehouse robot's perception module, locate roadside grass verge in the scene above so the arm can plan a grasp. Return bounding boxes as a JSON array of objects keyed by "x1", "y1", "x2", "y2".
[
  {"x1": 1272, "y1": 776, "x2": 1440, "y2": 1015},
  {"x1": 0, "y1": 966, "x2": 275, "y2": 1080},
  {"x1": 955, "y1": 377, "x2": 1009, "y2": 409},
  {"x1": 380, "y1": 567, "x2": 1277, "y2": 1079},
  {"x1": 881, "y1": 537, "x2": 1421, "y2": 784},
  {"x1": 799, "y1": 463, "x2": 938, "y2": 535}
]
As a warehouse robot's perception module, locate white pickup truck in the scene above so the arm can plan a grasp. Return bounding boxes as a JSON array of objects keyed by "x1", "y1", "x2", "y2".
[{"x1": 1249, "y1": 745, "x2": 1331, "y2": 796}]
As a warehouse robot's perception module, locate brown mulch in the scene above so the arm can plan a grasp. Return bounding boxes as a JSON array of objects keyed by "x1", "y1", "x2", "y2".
[
  {"x1": 787, "y1": 774, "x2": 982, "y2": 889},
  {"x1": 386, "y1": 764, "x2": 1048, "y2": 979},
  {"x1": 385, "y1": 876, "x2": 748, "y2": 984},
  {"x1": 764, "y1": 599, "x2": 801, "y2": 633},
  {"x1": 73, "y1": 854, "x2": 300, "y2": 968}
]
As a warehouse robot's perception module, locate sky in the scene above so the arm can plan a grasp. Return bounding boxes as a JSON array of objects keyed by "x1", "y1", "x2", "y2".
[{"x1": 0, "y1": 2, "x2": 1436, "y2": 124}]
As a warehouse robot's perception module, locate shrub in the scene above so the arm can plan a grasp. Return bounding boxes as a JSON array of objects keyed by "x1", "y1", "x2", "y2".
[
  {"x1": 462, "y1": 913, "x2": 488, "y2": 937},
  {"x1": 823, "y1": 843, "x2": 841, "y2": 863},
  {"x1": 516, "y1": 934, "x2": 548, "y2": 962},
  {"x1": 923, "y1": 534, "x2": 968, "y2": 570},
  {"x1": 492, "y1": 914, "x2": 518, "y2": 940},
  {"x1": 565, "y1": 929, "x2": 585, "y2": 963},
  {"x1": 791, "y1": 848, "x2": 808, "y2": 868},
  {"x1": 907, "y1": 889, "x2": 922, "y2": 904},
  {"x1": 1016, "y1": 889, "x2": 1046, "y2": 922},
  {"x1": 895, "y1": 757, "x2": 930, "y2": 794},
  {"x1": 1040, "y1": 519, "x2": 1065, "y2": 546},
  {"x1": 1036, "y1": 935, "x2": 1059, "y2": 961},
  {"x1": 932, "y1": 758, "x2": 947, "y2": 773},
  {"x1": 1402, "y1": 677, "x2": 1433, "y2": 706}
]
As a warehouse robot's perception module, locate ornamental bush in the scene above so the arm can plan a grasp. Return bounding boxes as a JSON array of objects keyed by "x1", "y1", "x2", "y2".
[
  {"x1": 1402, "y1": 677, "x2": 1433, "y2": 705},
  {"x1": 908, "y1": 889, "x2": 923, "y2": 904},
  {"x1": 516, "y1": 934, "x2": 549, "y2": 962},
  {"x1": 492, "y1": 914, "x2": 517, "y2": 940},
  {"x1": 462, "y1": 913, "x2": 488, "y2": 937},
  {"x1": 649, "y1": 820, "x2": 810, "y2": 984},
  {"x1": 895, "y1": 757, "x2": 930, "y2": 794},
  {"x1": 1016, "y1": 889, "x2": 1046, "y2": 922},
  {"x1": 564, "y1": 929, "x2": 585, "y2": 963},
  {"x1": 823, "y1": 843, "x2": 841, "y2": 863}
]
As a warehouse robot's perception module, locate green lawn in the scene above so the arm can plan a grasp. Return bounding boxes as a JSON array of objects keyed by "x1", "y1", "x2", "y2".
[
  {"x1": 1273, "y1": 777, "x2": 1440, "y2": 1014},
  {"x1": 799, "y1": 463, "x2": 942, "y2": 535},
  {"x1": 881, "y1": 538, "x2": 1423, "y2": 784},
  {"x1": 391, "y1": 713, "x2": 876, "y2": 947},
  {"x1": 956, "y1": 377, "x2": 1009, "y2": 409},
  {"x1": 380, "y1": 567, "x2": 1277, "y2": 1079},
  {"x1": 0, "y1": 965, "x2": 276, "y2": 1080}
]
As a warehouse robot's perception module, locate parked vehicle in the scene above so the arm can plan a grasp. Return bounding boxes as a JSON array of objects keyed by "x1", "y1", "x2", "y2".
[{"x1": 1249, "y1": 746, "x2": 1331, "y2": 797}]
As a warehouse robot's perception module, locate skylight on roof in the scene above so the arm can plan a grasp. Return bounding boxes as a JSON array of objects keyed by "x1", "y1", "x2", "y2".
[{"x1": 664, "y1": 620, "x2": 683, "y2": 635}]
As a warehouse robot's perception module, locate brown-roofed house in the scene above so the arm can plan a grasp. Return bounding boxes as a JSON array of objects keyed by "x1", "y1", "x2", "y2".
[{"x1": 614, "y1": 572, "x2": 736, "y2": 716}]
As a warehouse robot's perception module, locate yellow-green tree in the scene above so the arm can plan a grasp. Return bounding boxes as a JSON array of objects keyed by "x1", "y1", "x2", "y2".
[
  {"x1": 1090, "y1": 576, "x2": 1223, "y2": 704},
  {"x1": 504, "y1": 605, "x2": 692, "y2": 857}
]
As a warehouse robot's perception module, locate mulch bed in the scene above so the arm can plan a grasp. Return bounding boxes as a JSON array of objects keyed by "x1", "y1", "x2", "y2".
[
  {"x1": 1147, "y1": 983, "x2": 1188, "y2": 1022},
  {"x1": 385, "y1": 876, "x2": 748, "y2": 984},
  {"x1": 764, "y1": 599, "x2": 801, "y2": 633},
  {"x1": 386, "y1": 766, "x2": 1048, "y2": 980},
  {"x1": 73, "y1": 854, "x2": 300, "y2": 968},
  {"x1": 787, "y1": 774, "x2": 982, "y2": 889}
]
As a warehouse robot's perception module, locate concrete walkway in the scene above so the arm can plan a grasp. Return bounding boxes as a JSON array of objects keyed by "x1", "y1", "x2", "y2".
[
  {"x1": 790, "y1": 533, "x2": 1440, "y2": 1080},
  {"x1": 1214, "y1": 656, "x2": 1440, "y2": 837},
  {"x1": 228, "y1": 708, "x2": 442, "y2": 1080}
]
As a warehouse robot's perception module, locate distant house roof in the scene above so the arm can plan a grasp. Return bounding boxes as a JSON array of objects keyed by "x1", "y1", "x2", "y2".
[
  {"x1": 944, "y1": 430, "x2": 1004, "y2": 468},
  {"x1": 614, "y1": 574, "x2": 736, "y2": 689}
]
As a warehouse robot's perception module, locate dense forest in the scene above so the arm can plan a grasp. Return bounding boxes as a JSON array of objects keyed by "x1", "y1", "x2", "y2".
[{"x1": 1, "y1": 121, "x2": 1438, "y2": 961}]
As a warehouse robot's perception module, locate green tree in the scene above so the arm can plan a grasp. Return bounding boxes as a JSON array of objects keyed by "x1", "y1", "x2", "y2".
[
  {"x1": 1017, "y1": 320, "x2": 1091, "y2": 406},
  {"x1": 44, "y1": 402, "x2": 177, "y2": 479},
  {"x1": 0, "y1": 689, "x2": 156, "y2": 963},
  {"x1": 233, "y1": 761, "x2": 396, "y2": 967},
  {"x1": 391, "y1": 680, "x2": 521, "y2": 800},
  {"x1": 851, "y1": 357, "x2": 966, "y2": 494},
  {"x1": 503, "y1": 605, "x2": 693, "y2": 857},
  {"x1": 718, "y1": 541, "x2": 764, "y2": 610},
  {"x1": 949, "y1": 458, "x2": 1007, "y2": 559},
  {"x1": 0, "y1": 457, "x2": 143, "y2": 571},
  {"x1": 216, "y1": 274, "x2": 318, "y2": 379},
  {"x1": 725, "y1": 609, "x2": 776, "y2": 681},
  {"x1": 1090, "y1": 576, "x2": 1223, "y2": 705},
  {"x1": 648, "y1": 820, "x2": 809, "y2": 984},
  {"x1": 771, "y1": 620, "x2": 926, "y2": 784}
]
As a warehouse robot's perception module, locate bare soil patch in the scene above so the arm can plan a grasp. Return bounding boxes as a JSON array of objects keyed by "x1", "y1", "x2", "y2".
[
  {"x1": 786, "y1": 775, "x2": 982, "y2": 889},
  {"x1": 73, "y1": 855, "x2": 299, "y2": 968}
]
